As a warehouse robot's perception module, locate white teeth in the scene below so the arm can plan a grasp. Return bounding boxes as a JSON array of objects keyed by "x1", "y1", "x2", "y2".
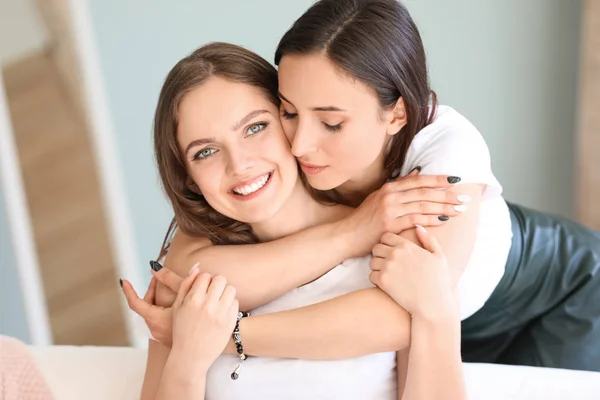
[{"x1": 232, "y1": 173, "x2": 270, "y2": 196}]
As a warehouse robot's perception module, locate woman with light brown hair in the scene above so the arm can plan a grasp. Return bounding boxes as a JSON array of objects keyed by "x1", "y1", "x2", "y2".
[{"x1": 130, "y1": 41, "x2": 465, "y2": 399}]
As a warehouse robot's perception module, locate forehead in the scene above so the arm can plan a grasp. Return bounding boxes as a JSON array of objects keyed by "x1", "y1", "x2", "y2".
[
  {"x1": 277, "y1": 53, "x2": 377, "y2": 108},
  {"x1": 177, "y1": 77, "x2": 273, "y2": 138}
]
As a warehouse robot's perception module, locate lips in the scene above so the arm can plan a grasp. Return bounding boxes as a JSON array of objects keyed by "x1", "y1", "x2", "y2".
[
  {"x1": 299, "y1": 161, "x2": 328, "y2": 175},
  {"x1": 229, "y1": 172, "x2": 272, "y2": 197}
]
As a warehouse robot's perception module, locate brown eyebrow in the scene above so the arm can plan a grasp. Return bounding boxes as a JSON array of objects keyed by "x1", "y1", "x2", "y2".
[
  {"x1": 232, "y1": 109, "x2": 270, "y2": 131},
  {"x1": 278, "y1": 91, "x2": 346, "y2": 112},
  {"x1": 184, "y1": 109, "x2": 271, "y2": 156},
  {"x1": 184, "y1": 137, "x2": 216, "y2": 156}
]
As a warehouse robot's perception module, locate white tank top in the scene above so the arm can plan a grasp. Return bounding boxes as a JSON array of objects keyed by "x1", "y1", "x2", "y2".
[{"x1": 205, "y1": 256, "x2": 397, "y2": 400}]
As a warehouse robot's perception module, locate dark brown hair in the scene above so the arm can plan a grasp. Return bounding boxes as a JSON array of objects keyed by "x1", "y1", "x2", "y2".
[
  {"x1": 275, "y1": 0, "x2": 437, "y2": 181},
  {"x1": 154, "y1": 42, "x2": 279, "y2": 257}
]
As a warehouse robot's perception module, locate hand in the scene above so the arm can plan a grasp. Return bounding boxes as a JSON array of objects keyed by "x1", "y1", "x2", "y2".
[
  {"x1": 343, "y1": 169, "x2": 470, "y2": 256},
  {"x1": 170, "y1": 269, "x2": 239, "y2": 372},
  {"x1": 121, "y1": 262, "x2": 187, "y2": 346},
  {"x1": 369, "y1": 226, "x2": 457, "y2": 320}
]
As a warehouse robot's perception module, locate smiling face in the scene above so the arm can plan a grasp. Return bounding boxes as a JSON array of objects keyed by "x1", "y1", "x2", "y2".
[
  {"x1": 277, "y1": 53, "x2": 405, "y2": 191},
  {"x1": 177, "y1": 77, "x2": 299, "y2": 225}
]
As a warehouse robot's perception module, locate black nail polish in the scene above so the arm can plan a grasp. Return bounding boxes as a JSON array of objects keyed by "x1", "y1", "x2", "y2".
[
  {"x1": 410, "y1": 166, "x2": 422, "y2": 173},
  {"x1": 150, "y1": 260, "x2": 163, "y2": 272},
  {"x1": 119, "y1": 279, "x2": 123, "y2": 288},
  {"x1": 438, "y1": 215, "x2": 450, "y2": 221},
  {"x1": 447, "y1": 176, "x2": 461, "y2": 184}
]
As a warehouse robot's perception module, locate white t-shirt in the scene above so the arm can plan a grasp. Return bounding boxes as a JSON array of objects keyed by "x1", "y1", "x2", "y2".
[
  {"x1": 398, "y1": 105, "x2": 513, "y2": 319},
  {"x1": 205, "y1": 256, "x2": 397, "y2": 400}
]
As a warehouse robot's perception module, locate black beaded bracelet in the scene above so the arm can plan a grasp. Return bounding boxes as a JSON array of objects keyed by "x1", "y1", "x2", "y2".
[{"x1": 231, "y1": 311, "x2": 250, "y2": 380}]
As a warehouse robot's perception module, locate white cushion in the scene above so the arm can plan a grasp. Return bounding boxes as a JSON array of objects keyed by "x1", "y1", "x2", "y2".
[{"x1": 30, "y1": 345, "x2": 600, "y2": 400}]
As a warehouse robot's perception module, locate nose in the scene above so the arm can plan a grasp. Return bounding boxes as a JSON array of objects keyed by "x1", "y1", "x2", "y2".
[
  {"x1": 226, "y1": 146, "x2": 255, "y2": 177},
  {"x1": 290, "y1": 121, "x2": 318, "y2": 158}
]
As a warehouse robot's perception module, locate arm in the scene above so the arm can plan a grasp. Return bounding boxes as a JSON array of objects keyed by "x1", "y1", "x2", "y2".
[
  {"x1": 402, "y1": 313, "x2": 466, "y2": 400},
  {"x1": 230, "y1": 288, "x2": 411, "y2": 359},
  {"x1": 165, "y1": 220, "x2": 355, "y2": 311},
  {"x1": 164, "y1": 173, "x2": 463, "y2": 311},
  {"x1": 141, "y1": 271, "x2": 237, "y2": 400},
  {"x1": 399, "y1": 183, "x2": 484, "y2": 285},
  {"x1": 141, "y1": 340, "x2": 207, "y2": 400}
]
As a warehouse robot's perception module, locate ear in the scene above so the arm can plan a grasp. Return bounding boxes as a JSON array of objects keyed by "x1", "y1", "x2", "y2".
[{"x1": 385, "y1": 97, "x2": 407, "y2": 136}]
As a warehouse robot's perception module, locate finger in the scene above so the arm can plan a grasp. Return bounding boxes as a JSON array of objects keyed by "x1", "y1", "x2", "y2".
[
  {"x1": 397, "y1": 201, "x2": 466, "y2": 219},
  {"x1": 388, "y1": 174, "x2": 460, "y2": 192},
  {"x1": 372, "y1": 243, "x2": 394, "y2": 259},
  {"x1": 415, "y1": 225, "x2": 443, "y2": 255},
  {"x1": 121, "y1": 279, "x2": 152, "y2": 320},
  {"x1": 174, "y1": 267, "x2": 202, "y2": 308},
  {"x1": 151, "y1": 264, "x2": 184, "y2": 293},
  {"x1": 186, "y1": 272, "x2": 213, "y2": 301},
  {"x1": 388, "y1": 214, "x2": 449, "y2": 233},
  {"x1": 380, "y1": 232, "x2": 407, "y2": 247},
  {"x1": 369, "y1": 270, "x2": 381, "y2": 286},
  {"x1": 396, "y1": 187, "x2": 470, "y2": 207},
  {"x1": 369, "y1": 257, "x2": 385, "y2": 272},
  {"x1": 220, "y1": 284, "x2": 237, "y2": 308},
  {"x1": 406, "y1": 166, "x2": 421, "y2": 177},
  {"x1": 143, "y1": 277, "x2": 158, "y2": 304},
  {"x1": 229, "y1": 299, "x2": 240, "y2": 323},
  {"x1": 205, "y1": 275, "x2": 228, "y2": 303}
]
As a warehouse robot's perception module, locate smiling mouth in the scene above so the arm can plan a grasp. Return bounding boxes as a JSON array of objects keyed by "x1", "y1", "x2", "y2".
[{"x1": 231, "y1": 172, "x2": 272, "y2": 196}]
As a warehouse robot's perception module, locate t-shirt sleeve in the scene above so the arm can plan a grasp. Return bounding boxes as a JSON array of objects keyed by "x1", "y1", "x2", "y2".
[{"x1": 401, "y1": 109, "x2": 503, "y2": 199}]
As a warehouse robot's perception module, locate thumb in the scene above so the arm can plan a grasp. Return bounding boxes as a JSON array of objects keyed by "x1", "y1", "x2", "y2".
[{"x1": 415, "y1": 225, "x2": 442, "y2": 254}]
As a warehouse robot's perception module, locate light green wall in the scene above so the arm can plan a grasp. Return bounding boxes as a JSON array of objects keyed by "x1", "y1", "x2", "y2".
[{"x1": 405, "y1": 0, "x2": 581, "y2": 215}]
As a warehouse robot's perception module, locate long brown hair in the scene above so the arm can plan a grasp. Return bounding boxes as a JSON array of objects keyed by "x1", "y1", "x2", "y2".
[
  {"x1": 275, "y1": 0, "x2": 437, "y2": 182},
  {"x1": 154, "y1": 42, "x2": 280, "y2": 257}
]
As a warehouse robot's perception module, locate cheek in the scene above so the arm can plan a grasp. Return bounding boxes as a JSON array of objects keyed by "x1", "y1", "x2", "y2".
[
  {"x1": 280, "y1": 118, "x2": 297, "y2": 144},
  {"x1": 330, "y1": 123, "x2": 387, "y2": 167},
  {"x1": 189, "y1": 165, "x2": 221, "y2": 198}
]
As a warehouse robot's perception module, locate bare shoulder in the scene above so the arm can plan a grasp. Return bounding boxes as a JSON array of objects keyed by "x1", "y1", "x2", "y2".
[{"x1": 163, "y1": 229, "x2": 213, "y2": 276}]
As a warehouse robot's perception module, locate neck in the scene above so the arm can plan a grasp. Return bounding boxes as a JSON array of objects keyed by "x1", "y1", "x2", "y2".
[
  {"x1": 335, "y1": 144, "x2": 388, "y2": 207},
  {"x1": 250, "y1": 178, "x2": 348, "y2": 242}
]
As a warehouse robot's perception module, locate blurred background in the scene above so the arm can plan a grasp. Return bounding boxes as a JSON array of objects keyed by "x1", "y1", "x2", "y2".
[{"x1": 1, "y1": 0, "x2": 598, "y2": 348}]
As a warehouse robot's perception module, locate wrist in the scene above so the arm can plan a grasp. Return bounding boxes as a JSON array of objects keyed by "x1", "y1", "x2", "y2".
[
  {"x1": 333, "y1": 217, "x2": 364, "y2": 258},
  {"x1": 169, "y1": 345, "x2": 213, "y2": 375}
]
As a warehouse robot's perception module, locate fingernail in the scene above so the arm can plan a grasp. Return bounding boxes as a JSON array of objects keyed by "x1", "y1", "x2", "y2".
[
  {"x1": 409, "y1": 166, "x2": 422, "y2": 174},
  {"x1": 188, "y1": 262, "x2": 200, "y2": 275},
  {"x1": 415, "y1": 224, "x2": 427, "y2": 232},
  {"x1": 438, "y1": 215, "x2": 450, "y2": 221},
  {"x1": 457, "y1": 194, "x2": 471, "y2": 202},
  {"x1": 447, "y1": 176, "x2": 461, "y2": 184},
  {"x1": 388, "y1": 169, "x2": 401, "y2": 180},
  {"x1": 150, "y1": 260, "x2": 163, "y2": 272},
  {"x1": 119, "y1": 278, "x2": 123, "y2": 288},
  {"x1": 454, "y1": 205, "x2": 468, "y2": 212}
]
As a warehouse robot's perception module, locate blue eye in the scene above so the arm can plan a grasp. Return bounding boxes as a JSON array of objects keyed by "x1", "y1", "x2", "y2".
[
  {"x1": 193, "y1": 148, "x2": 216, "y2": 160},
  {"x1": 246, "y1": 122, "x2": 268, "y2": 136}
]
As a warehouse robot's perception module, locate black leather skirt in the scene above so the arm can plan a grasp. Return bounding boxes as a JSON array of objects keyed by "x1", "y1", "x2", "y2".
[{"x1": 461, "y1": 202, "x2": 600, "y2": 371}]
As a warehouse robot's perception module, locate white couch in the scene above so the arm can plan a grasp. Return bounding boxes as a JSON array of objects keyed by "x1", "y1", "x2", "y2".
[{"x1": 30, "y1": 345, "x2": 600, "y2": 399}]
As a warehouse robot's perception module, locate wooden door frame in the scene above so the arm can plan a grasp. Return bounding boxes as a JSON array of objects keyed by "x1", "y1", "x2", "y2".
[{"x1": 576, "y1": 0, "x2": 600, "y2": 232}]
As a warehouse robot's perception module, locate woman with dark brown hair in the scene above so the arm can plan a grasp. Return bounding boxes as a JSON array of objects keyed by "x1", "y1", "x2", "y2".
[{"x1": 135, "y1": 42, "x2": 465, "y2": 399}]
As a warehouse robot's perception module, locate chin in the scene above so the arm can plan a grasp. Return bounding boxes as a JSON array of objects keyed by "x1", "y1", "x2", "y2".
[{"x1": 304, "y1": 174, "x2": 345, "y2": 191}]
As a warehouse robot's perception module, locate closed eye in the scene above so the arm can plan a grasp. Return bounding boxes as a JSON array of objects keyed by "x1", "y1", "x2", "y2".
[
  {"x1": 281, "y1": 109, "x2": 297, "y2": 120},
  {"x1": 323, "y1": 122, "x2": 342, "y2": 133}
]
